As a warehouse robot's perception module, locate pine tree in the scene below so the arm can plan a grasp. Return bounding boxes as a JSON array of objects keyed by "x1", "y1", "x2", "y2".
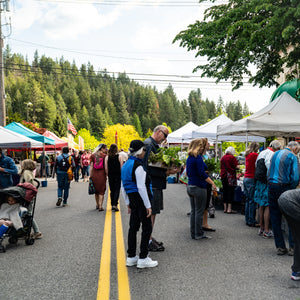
[{"x1": 131, "y1": 113, "x2": 143, "y2": 137}]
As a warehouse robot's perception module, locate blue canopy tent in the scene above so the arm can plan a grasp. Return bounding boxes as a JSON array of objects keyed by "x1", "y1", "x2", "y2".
[
  {"x1": 5, "y1": 122, "x2": 56, "y2": 184},
  {"x1": 5, "y1": 122, "x2": 55, "y2": 145}
]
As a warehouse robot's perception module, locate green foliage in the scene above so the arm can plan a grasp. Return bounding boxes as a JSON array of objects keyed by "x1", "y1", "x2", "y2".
[
  {"x1": 75, "y1": 128, "x2": 99, "y2": 150},
  {"x1": 222, "y1": 142, "x2": 246, "y2": 155},
  {"x1": 205, "y1": 158, "x2": 220, "y2": 173},
  {"x1": 148, "y1": 147, "x2": 185, "y2": 167},
  {"x1": 174, "y1": 0, "x2": 300, "y2": 89}
]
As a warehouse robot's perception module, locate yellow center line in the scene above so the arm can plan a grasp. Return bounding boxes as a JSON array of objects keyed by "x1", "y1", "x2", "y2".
[
  {"x1": 97, "y1": 196, "x2": 112, "y2": 300},
  {"x1": 115, "y1": 203, "x2": 131, "y2": 300}
]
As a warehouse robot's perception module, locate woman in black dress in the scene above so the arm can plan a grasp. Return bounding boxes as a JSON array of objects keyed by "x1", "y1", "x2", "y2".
[{"x1": 105, "y1": 144, "x2": 124, "y2": 211}]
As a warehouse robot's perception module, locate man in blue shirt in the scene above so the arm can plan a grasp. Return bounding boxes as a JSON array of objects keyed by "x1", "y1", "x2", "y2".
[
  {"x1": 268, "y1": 141, "x2": 300, "y2": 256},
  {"x1": 54, "y1": 147, "x2": 75, "y2": 207},
  {"x1": 0, "y1": 148, "x2": 18, "y2": 188}
]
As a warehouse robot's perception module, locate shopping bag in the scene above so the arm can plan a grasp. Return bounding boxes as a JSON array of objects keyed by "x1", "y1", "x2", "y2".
[{"x1": 88, "y1": 179, "x2": 95, "y2": 195}]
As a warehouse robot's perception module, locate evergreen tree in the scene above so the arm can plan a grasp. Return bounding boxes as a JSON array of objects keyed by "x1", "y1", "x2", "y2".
[
  {"x1": 131, "y1": 113, "x2": 143, "y2": 137},
  {"x1": 243, "y1": 102, "x2": 250, "y2": 116},
  {"x1": 90, "y1": 104, "x2": 106, "y2": 139},
  {"x1": 53, "y1": 114, "x2": 66, "y2": 137},
  {"x1": 234, "y1": 100, "x2": 243, "y2": 121},
  {"x1": 77, "y1": 106, "x2": 90, "y2": 130}
]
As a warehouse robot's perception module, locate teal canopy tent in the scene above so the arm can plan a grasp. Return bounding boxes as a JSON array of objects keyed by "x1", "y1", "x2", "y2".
[
  {"x1": 5, "y1": 122, "x2": 55, "y2": 145},
  {"x1": 270, "y1": 78, "x2": 300, "y2": 102}
]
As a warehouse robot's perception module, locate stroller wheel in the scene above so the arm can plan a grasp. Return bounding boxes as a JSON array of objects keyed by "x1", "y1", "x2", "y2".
[
  {"x1": 25, "y1": 238, "x2": 35, "y2": 246},
  {"x1": 8, "y1": 237, "x2": 18, "y2": 244},
  {"x1": 0, "y1": 245, "x2": 6, "y2": 253}
]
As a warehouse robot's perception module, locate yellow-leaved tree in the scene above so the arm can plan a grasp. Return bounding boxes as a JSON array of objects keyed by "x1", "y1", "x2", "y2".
[
  {"x1": 102, "y1": 124, "x2": 141, "y2": 151},
  {"x1": 75, "y1": 128, "x2": 100, "y2": 150}
]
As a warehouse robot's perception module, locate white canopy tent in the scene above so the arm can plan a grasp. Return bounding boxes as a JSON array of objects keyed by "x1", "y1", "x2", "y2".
[
  {"x1": 167, "y1": 121, "x2": 199, "y2": 144},
  {"x1": 182, "y1": 114, "x2": 265, "y2": 143},
  {"x1": 0, "y1": 126, "x2": 44, "y2": 148},
  {"x1": 217, "y1": 92, "x2": 300, "y2": 138}
]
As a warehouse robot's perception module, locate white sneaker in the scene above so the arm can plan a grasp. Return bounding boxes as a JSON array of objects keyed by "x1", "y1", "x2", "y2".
[
  {"x1": 137, "y1": 256, "x2": 158, "y2": 269},
  {"x1": 126, "y1": 255, "x2": 139, "y2": 267}
]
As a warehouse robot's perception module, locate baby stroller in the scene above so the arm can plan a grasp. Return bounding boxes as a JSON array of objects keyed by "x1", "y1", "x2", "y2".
[{"x1": 0, "y1": 180, "x2": 39, "y2": 253}]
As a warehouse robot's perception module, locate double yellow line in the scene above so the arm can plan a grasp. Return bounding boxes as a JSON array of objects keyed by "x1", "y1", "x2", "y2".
[{"x1": 97, "y1": 193, "x2": 131, "y2": 300}]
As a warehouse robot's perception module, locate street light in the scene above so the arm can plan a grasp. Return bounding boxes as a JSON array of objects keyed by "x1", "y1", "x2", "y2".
[{"x1": 26, "y1": 102, "x2": 32, "y2": 121}]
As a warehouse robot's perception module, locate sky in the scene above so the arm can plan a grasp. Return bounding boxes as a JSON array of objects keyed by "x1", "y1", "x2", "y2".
[{"x1": 4, "y1": 0, "x2": 275, "y2": 113}]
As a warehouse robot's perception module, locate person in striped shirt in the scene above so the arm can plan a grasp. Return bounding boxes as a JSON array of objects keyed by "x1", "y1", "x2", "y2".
[{"x1": 268, "y1": 141, "x2": 300, "y2": 256}]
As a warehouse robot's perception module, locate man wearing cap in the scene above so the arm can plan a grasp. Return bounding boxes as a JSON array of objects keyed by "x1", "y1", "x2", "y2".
[
  {"x1": 143, "y1": 125, "x2": 180, "y2": 251},
  {"x1": 0, "y1": 148, "x2": 18, "y2": 188},
  {"x1": 121, "y1": 140, "x2": 158, "y2": 268}
]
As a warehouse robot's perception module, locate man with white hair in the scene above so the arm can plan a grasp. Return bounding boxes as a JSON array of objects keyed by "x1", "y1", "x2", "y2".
[
  {"x1": 143, "y1": 125, "x2": 180, "y2": 251},
  {"x1": 268, "y1": 141, "x2": 300, "y2": 256}
]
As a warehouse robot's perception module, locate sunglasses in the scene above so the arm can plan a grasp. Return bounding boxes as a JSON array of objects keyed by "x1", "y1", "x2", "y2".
[{"x1": 160, "y1": 130, "x2": 168, "y2": 139}]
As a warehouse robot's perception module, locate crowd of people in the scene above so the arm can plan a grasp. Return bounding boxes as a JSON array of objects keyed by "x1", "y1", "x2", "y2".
[{"x1": 1, "y1": 126, "x2": 300, "y2": 280}]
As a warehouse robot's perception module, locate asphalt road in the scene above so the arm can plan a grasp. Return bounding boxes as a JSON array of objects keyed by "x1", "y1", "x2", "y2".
[{"x1": 1, "y1": 179, "x2": 300, "y2": 300}]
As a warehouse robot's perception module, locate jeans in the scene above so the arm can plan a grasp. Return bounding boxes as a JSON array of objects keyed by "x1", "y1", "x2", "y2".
[
  {"x1": 127, "y1": 192, "x2": 152, "y2": 259},
  {"x1": 108, "y1": 176, "x2": 121, "y2": 207},
  {"x1": 187, "y1": 185, "x2": 207, "y2": 239},
  {"x1": 74, "y1": 165, "x2": 80, "y2": 182},
  {"x1": 244, "y1": 178, "x2": 256, "y2": 225},
  {"x1": 57, "y1": 172, "x2": 70, "y2": 204},
  {"x1": 268, "y1": 184, "x2": 294, "y2": 249},
  {"x1": 40, "y1": 164, "x2": 49, "y2": 177}
]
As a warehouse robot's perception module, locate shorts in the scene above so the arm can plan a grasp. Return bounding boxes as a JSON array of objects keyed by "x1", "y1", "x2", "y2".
[
  {"x1": 254, "y1": 181, "x2": 269, "y2": 207},
  {"x1": 151, "y1": 189, "x2": 163, "y2": 215}
]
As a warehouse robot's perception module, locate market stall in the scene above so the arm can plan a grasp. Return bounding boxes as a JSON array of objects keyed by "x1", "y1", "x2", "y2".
[{"x1": 217, "y1": 92, "x2": 300, "y2": 138}]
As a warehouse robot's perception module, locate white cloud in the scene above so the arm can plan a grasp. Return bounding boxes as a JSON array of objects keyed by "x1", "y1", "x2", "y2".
[
  {"x1": 40, "y1": 4, "x2": 121, "y2": 40},
  {"x1": 11, "y1": 1, "x2": 123, "y2": 40},
  {"x1": 10, "y1": 0, "x2": 45, "y2": 33}
]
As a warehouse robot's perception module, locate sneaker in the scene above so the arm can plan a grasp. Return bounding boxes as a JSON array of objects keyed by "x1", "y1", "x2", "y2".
[
  {"x1": 288, "y1": 248, "x2": 294, "y2": 256},
  {"x1": 195, "y1": 235, "x2": 212, "y2": 240},
  {"x1": 126, "y1": 255, "x2": 139, "y2": 267},
  {"x1": 62, "y1": 203, "x2": 68, "y2": 207},
  {"x1": 56, "y1": 197, "x2": 62, "y2": 207},
  {"x1": 137, "y1": 256, "x2": 158, "y2": 269},
  {"x1": 148, "y1": 240, "x2": 165, "y2": 252},
  {"x1": 33, "y1": 232, "x2": 43, "y2": 239},
  {"x1": 263, "y1": 230, "x2": 273, "y2": 238},
  {"x1": 277, "y1": 248, "x2": 288, "y2": 255},
  {"x1": 152, "y1": 237, "x2": 163, "y2": 246},
  {"x1": 258, "y1": 228, "x2": 264, "y2": 236},
  {"x1": 291, "y1": 272, "x2": 300, "y2": 281}
]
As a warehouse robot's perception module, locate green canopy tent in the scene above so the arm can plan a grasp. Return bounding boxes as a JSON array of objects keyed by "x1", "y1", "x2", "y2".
[{"x1": 270, "y1": 78, "x2": 300, "y2": 102}]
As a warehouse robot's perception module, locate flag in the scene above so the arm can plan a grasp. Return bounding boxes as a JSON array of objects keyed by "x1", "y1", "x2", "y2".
[{"x1": 67, "y1": 118, "x2": 77, "y2": 136}]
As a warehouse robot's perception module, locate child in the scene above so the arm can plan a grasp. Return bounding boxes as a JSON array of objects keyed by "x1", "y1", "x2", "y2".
[
  {"x1": 0, "y1": 195, "x2": 23, "y2": 238},
  {"x1": 19, "y1": 159, "x2": 42, "y2": 239}
]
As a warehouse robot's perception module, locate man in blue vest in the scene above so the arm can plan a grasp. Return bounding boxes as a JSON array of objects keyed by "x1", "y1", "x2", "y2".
[
  {"x1": 121, "y1": 140, "x2": 158, "y2": 269},
  {"x1": 0, "y1": 148, "x2": 18, "y2": 188}
]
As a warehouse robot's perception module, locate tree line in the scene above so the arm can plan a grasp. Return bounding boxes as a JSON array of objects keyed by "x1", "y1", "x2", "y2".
[{"x1": 4, "y1": 46, "x2": 250, "y2": 139}]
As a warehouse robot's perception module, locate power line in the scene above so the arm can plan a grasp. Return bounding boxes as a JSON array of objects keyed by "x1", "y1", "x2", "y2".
[
  {"x1": 2, "y1": 64, "x2": 254, "y2": 88},
  {"x1": 8, "y1": 38, "x2": 201, "y2": 62},
  {"x1": 33, "y1": 0, "x2": 222, "y2": 7}
]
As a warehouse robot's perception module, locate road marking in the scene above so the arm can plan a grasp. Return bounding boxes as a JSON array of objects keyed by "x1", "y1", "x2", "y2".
[
  {"x1": 97, "y1": 197, "x2": 112, "y2": 300},
  {"x1": 115, "y1": 204, "x2": 131, "y2": 300}
]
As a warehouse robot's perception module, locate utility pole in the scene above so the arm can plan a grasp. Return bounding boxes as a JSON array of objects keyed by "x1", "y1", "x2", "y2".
[
  {"x1": 0, "y1": 0, "x2": 10, "y2": 126},
  {"x1": 0, "y1": 2, "x2": 5, "y2": 126}
]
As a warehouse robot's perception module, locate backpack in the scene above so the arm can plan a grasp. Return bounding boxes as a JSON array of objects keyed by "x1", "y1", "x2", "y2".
[{"x1": 58, "y1": 155, "x2": 70, "y2": 172}]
